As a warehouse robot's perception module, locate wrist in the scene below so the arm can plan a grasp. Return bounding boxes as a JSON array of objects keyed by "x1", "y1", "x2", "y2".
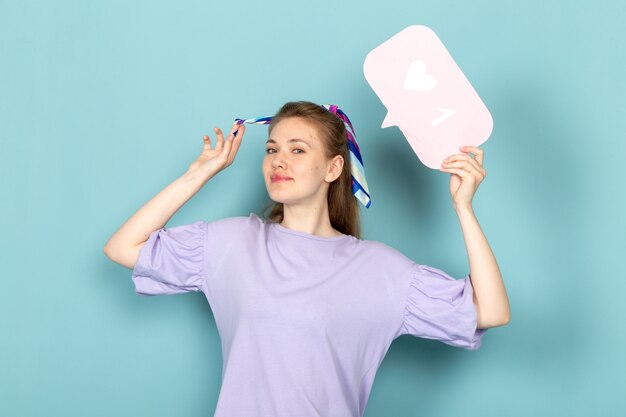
[
  {"x1": 181, "y1": 168, "x2": 213, "y2": 189},
  {"x1": 453, "y1": 201, "x2": 474, "y2": 214}
]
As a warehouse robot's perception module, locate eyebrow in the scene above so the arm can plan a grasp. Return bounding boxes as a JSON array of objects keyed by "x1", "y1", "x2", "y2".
[{"x1": 266, "y1": 138, "x2": 311, "y2": 148}]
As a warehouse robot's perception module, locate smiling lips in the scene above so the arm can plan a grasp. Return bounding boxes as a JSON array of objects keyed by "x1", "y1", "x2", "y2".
[{"x1": 270, "y1": 175, "x2": 292, "y2": 183}]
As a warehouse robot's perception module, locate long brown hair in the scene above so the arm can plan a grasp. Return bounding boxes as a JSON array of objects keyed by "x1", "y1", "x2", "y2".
[{"x1": 260, "y1": 101, "x2": 362, "y2": 239}]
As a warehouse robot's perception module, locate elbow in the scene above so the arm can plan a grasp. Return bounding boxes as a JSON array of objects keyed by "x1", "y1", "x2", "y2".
[
  {"x1": 477, "y1": 309, "x2": 511, "y2": 329},
  {"x1": 500, "y1": 304, "x2": 512, "y2": 326},
  {"x1": 103, "y1": 243, "x2": 143, "y2": 270},
  {"x1": 493, "y1": 311, "x2": 511, "y2": 328},
  {"x1": 474, "y1": 293, "x2": 511, "y2": 328},
  {"x1": 103, "y1": 242, "x2": 119, "y2": 263},
  {"x1": 103, "y1": 243, "x2": 118, "y2": 260},
  {"x1": 103, "y1": 238, "x2": 115, "y2": 257},
  {"x1": 499, "y1": 313, "x2": 511, "y2": 327}
]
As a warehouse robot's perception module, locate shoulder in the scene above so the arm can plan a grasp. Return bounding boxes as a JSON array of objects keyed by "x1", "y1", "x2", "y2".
[
  {"x1": 354, "y1": 238, "x2": 416, "y2": 271},
  {"x1": 203, "y1": 212, "x2": 265, "y2": 237},
  {"x1": 206, "y1": 212, "x2": 261, "y2": 227},
  {"x1": 357, "y1": 238, "x2": 408, "y2": 258}
]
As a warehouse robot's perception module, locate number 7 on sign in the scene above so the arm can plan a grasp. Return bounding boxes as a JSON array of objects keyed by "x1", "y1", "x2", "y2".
[{"x1": 432, "y1": 106, "x2": 456, "y2": 127}]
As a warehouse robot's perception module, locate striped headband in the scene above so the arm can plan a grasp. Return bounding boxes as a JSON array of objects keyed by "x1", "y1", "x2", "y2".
[{"x1": 234, "y1": 104, "x2": 371, "y2": 208}]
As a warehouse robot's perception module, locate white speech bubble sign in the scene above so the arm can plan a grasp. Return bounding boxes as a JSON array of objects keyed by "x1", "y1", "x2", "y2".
[{"x1": 364, "y1": 25, "x2": 493, "y2": 169}]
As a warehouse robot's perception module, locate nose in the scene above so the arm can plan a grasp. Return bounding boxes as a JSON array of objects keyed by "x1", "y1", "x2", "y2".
[{"x1": 271, "y1": 151, "x2": 287, "y2": 170}]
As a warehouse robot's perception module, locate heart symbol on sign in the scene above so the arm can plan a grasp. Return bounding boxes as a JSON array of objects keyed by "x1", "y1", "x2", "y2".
[{"x1": 404, "y1": 60, "x2": 437, "y2": 92}]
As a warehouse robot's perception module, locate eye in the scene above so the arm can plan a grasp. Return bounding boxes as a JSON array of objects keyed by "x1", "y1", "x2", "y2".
[{"x1": 265, "y1": 148, "x2": 304, "y2": 155}]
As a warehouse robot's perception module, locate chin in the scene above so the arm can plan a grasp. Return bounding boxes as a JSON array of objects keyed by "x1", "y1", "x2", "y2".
[
  {"x1": 268, "y1": 194, "x2": 291, "y2": 205},
  {"x1": 265, "y1": 187, "x2": 287, "y2": 204},
  {"x1": 267, "y1": 189, "x2": 303, "y2": 206}
]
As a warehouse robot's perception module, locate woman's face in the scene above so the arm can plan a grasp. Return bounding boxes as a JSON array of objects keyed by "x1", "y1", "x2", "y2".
[{"x1": 262, "y1": 117, "x2": 343, "y2": 208}]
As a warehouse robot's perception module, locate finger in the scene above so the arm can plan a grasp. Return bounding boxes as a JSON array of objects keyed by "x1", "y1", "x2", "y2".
[
  {"x1": 442, "y1": 155, "x2": 484, "y2": 177},
  {"x1": 225, "y1": 125, "x2": 245, "y2": 165},
  {"x1": 225, "y1": 140, "x2": 240, "y2": 166},
  {"x1": 439, "y1": 166, "x2": 476, "y2": 183},
  {"x1": 203, "y1": 134, "x2": 212, "y2": 147},
  {"x1": 219, "y1": 123, "x2": 240, "y2": 149},
  {"x1": 440, "y1": 163, "x2": 473, "y2": 176},
  {"x1": 216, "y1": 129, "x2": 234, "y2": 163},
  {"x1": 229, "y1": 123, "x2": 241, "y2": 139},
  {"x1": 443, "y1": 153, "x2": 480, "y2": 169},
  {"x1": 231, "y1": 125, "x2": 246, "y2": 151},
  {"x1": 460, "y1": 146, "x2": 484, "y2": 166},
  {"x1": 224, "y1": 122, "x2": 240, "y2": 140},
  {"x1": 215, "y1": 127, "x2": 226, "y2": 151},
  {"x1": 441, "y1": 161, "x2": 484, "y2": 183}
]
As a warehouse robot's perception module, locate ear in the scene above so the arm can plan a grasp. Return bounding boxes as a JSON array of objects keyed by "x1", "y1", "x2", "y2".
[{"x1": 325, "y1": 155, "x2": 344, "y2": 183}]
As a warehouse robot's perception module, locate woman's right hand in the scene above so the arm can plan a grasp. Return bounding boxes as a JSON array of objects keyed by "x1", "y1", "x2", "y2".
[{"x1": 187, "y1": 123, "x2": 246, "y2": 178}]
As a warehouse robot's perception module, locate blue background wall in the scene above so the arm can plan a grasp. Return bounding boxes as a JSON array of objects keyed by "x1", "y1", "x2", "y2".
[{"x1": 2, "y1": 0, "x2": 625, "y2": 416}]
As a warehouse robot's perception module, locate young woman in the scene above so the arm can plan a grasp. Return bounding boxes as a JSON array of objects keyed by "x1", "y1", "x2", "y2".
[{"x1": 104, "y1": 101, "x2": 510, "y2": 417}]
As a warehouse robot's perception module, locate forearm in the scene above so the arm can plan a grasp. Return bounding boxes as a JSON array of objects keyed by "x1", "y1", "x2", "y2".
[
  {"x1": 103, "y1": 168, "x2": 211, "y2": 258},
  {"x1": 454, "y1": 203, "x2": 510, "y2": 328}
]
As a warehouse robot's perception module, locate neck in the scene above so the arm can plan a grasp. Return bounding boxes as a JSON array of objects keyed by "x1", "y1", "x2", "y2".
[{"x1": 281, "y1": 202, "x2": 342, "y2": 238}]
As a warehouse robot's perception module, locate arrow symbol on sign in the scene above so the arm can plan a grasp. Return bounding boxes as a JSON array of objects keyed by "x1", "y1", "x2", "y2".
[{"x1": 432, "y1": 107, "x2": 457, "y2": 126}]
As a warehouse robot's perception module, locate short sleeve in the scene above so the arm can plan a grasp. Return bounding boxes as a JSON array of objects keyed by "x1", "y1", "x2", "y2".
[
  {"x1": 131, "y1": 221, "x2": 206, "y2": 296},
  {"x1": 399, "y1": 264, "x2": 488, "y2": 350}
]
